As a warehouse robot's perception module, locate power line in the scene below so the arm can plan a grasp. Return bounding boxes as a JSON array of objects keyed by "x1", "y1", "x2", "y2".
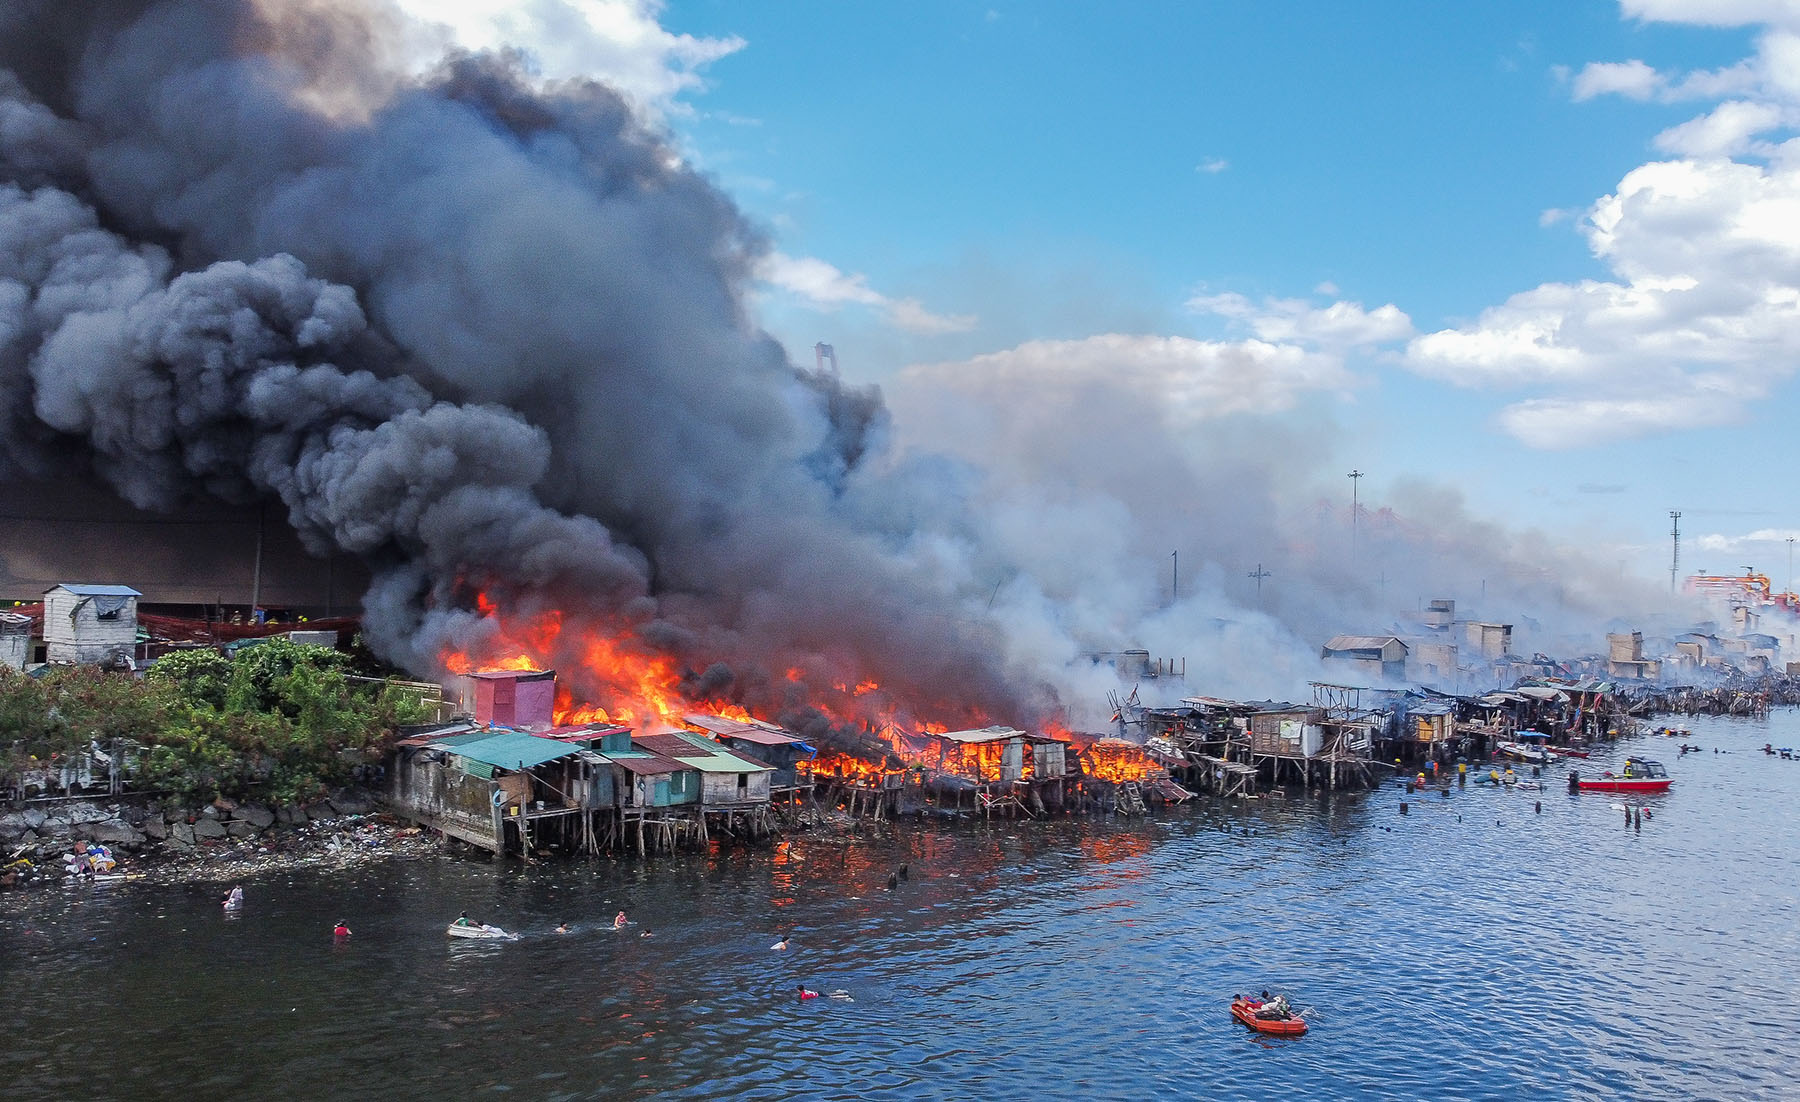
[{"x1": 0, "y1": 512, "x2": 258, "y2": 526}]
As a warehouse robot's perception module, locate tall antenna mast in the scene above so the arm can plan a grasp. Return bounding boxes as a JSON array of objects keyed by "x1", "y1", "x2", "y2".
[
  {"x1": 1669, "y1": 510, "x2": 1682, "y2": 594},
  {"x1": 1348, "y1": 470, "x2": 1364, "y2": 567}
]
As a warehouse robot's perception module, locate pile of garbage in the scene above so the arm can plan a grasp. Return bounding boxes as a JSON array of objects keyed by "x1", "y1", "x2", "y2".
[
  {"x1": 136, "y1": 811, "x2": 440, "y2": 886},
  {"x1": 0, "y1": 788, "x2": 442, "y2": 890}
]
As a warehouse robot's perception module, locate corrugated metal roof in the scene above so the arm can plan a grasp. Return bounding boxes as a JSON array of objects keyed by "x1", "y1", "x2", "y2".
[
  {"x1": 396, "y1": 723, "x2": 481, "y2": 748},
  {"x1": 1323, "y1": 635, "x2": 1406, "y2": 652},
  {"x1": 637, "y1": 733, "x2": 774, "y2": 773},
  {"x1": 429, "y1": 731, "x2": 583, "y2": 771},
  {"x1": 51, "y1": 584, "x2": 142, "y2": 597},
  {"x1": 605, "y1": 750, "x2": 691, "y2": 776},
  {"x1": 934, "y1": 725, "x2": 1027, "y2": 744},
  {"x1": 683, "y1": 713, "x2": 803, "y2": 745}
]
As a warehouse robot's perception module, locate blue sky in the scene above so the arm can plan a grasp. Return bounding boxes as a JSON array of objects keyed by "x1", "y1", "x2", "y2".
[{"x1": 400, "y1": 0, "x2": 1800, "y2": 589}]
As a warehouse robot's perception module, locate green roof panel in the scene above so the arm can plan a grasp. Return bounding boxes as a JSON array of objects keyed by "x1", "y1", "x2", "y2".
[{"x1": 435, "y1": 732, "x2": 582, "y2": 771}]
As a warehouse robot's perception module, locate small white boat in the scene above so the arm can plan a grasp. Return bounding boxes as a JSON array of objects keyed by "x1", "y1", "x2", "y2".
[
  {"x1": 447, "y1": 922, "x2": 518, "y2": 940},
  {"x1": 1496, "y1": 740, "x2": 1552, "y2": 766}
]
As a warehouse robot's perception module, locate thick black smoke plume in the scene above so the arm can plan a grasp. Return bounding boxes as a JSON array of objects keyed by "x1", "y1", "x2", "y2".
[
  {"x1": 1, "y1": 1, "x2": 1688, "y2": 734},
  {"x1": 0, "y1": 0, "x2": 1041, "y2": 728}
]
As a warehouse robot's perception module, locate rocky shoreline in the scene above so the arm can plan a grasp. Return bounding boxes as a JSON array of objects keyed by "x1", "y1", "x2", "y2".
[{"x1": 0, "y1": 788, "x2": 442, "y2": 890}]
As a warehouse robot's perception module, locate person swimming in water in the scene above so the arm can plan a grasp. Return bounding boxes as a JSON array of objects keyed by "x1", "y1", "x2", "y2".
[
  {"x1": 772, "y1": 936, "x2": 789, "y2": 951},
  {"x1": 333, "y1": 921, "x2": 351, "y2": 937},
  {"x1": 797, "y1": 986, "x2": 819, "y2": 1000},
  {"x1": 613, "y1": 911, "x2": 627, "y2": 929},
  {"x1": 555, "y1": 922, "x2": 570, "y2": 934},
  {"x1": 640, "y1": 929, "x2": 654, "y2": 938},
  {"x1": 223, "y1": 886, "x2": 244, "y2": 909}
]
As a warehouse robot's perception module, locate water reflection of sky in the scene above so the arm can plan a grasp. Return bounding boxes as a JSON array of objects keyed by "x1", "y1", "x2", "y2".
[{"x1": 4, "y1": 714, "x2": 1800, "y2": 1100}]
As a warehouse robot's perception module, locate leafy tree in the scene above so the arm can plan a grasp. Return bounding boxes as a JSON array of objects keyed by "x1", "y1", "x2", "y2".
[
  {"x1": 145, "y1": 648, "x2": 232, "y2": 709},
  {"x1": 1, "y1": 641, "x2": 433, "y2": 804}
]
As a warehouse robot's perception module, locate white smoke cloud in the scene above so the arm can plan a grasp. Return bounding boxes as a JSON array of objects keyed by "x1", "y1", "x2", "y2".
[{"x1": 901, "y1": 333, "x2": 1355, "y2": 429}]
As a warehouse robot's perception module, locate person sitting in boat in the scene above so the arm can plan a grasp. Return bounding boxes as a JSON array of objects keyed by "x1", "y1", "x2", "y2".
[
  {"x1": 453, "y1": 912, "x2": 474, "y2": 927},
  {"x1": 1621, "y1": 761, "x2": 1634, "y2": 778},
  {"x1": 1255, "y1": 994, "x2": 1292, "y2": 1020}
]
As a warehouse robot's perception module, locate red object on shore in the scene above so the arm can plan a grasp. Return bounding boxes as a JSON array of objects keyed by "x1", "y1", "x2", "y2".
[
  {"x1": 1546, "y1": 746, "x2": 1591, "y2": 759},
  {"x1": 1231, "y1": 998, "x2": 1307, "y2": 1036}
]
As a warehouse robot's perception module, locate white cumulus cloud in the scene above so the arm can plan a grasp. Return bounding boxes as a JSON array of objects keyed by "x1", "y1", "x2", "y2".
[
  {"x1": 1409, "y1": 5, "x2": 1800, "y2": 446},
  {"x1": 757, "y1": 252, "x2": 977, "y2": 334},
  {"x1": 1572, "y1": 59, "x2": 1665, "y2": 101},
  {"x1": 390, "y1": 0, "x2": 744, "y2": 116},
  {"x1": 1189, "y1": 292, "x2": 1413, "y2": 349}
]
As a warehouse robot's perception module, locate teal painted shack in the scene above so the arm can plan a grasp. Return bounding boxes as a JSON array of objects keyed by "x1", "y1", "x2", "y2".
[
  {"x1": 608, "y1": 745, "x2": 700, "y2": 810},
  {"x1": 386, "y1": 726, "x2": 593, "y2": 855},
  {"x1": 638, "y1": 732, "x2": 774, "y2": 812},
  {"x1": 682, "y1": 713, "x2": 815, "y2": 793}
]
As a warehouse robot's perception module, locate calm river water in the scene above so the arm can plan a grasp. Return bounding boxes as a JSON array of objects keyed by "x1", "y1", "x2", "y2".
[{"x1": 5, "y1": 713, "x2": 1799, "y2": 1101}]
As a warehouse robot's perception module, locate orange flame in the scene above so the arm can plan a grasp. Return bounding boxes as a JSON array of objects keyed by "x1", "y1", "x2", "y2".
[
  {"x1": 440, "y1": 592, "x2": 1045, "y2": 767},
  {"x1": 810, "y1": 751, "x2": 904, "y2": 786},
  {"x1": 1079, "y1": 738, "x2": 1159, "y2": 784}
]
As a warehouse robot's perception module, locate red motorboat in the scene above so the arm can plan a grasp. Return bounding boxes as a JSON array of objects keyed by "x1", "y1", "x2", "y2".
[
  {"x1": 1546, "y1": 745, "x2": 1590, "y2": 759},
  {"x1": 1231, "y1": 997, "x2": 1307, "y2": 1036},
  {"x1": 1574, "y1": 757, "x2": 1672, "y2": 794}
]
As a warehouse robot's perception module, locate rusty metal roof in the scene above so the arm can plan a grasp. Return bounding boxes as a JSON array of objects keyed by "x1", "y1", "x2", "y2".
[{"x1": 683, "y1": 713, "x2": 803, "y2": 746}]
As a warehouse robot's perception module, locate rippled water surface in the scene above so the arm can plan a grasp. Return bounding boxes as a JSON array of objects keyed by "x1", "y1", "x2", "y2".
[{"x1": 6, "y1": 713, "x2": 1800, "y2": 1101}]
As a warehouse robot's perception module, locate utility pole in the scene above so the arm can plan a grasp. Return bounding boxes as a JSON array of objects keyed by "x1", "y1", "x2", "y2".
[
  {"x1": 1348, "y1": 470, "x2": 1364, "y2": 566},
  {"x1": 1787, "y1": 536, "x2": 1794, "y2": 598},
  {"x1": 1248, "y1": 563, "x2": 1271, "y2": 603},
  {"x1": 1669, "y1": 510, "x2": 1682, "y2": 594},
  {"x1": 1171, "y1": 550, "x2": 1178, "y2": 605},
  {"x1": 251, "y1": 502, "x2": 265, "y2": 616}
]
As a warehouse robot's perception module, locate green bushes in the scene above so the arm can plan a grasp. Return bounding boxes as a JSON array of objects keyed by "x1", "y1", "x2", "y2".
[{"x1": 2, "y1": 640, "x2": 430, "y2": 804}]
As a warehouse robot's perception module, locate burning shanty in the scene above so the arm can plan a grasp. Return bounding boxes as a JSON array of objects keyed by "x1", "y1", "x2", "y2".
[{"x1": 387, "y1": 712, "x2": 787, "y2": 858}]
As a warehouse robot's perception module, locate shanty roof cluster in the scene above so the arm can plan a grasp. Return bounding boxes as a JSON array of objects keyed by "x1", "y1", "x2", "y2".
[{"x1": 407, "y1": 723, "x2": 776, "y2": 779}]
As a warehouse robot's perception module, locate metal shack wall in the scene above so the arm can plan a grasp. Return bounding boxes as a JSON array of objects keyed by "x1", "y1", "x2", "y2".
[
  {"x1": 44, "y1": 590, "x2": 137, "y2": 664},
  {"x1": 1001, "y1": 738, "x2": 1023, "y2": 782},
  {"x1": 388, "y1": 753, "x2": 500, "y2": 848},
  {"x1": 0, "y1": 629, "x2": 26, "y2": 670}
]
